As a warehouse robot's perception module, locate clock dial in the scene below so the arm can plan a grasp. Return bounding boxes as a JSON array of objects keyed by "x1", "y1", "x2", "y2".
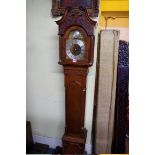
[{"x1": 66, "y1": 30, "x2": 85, "y2": 61}]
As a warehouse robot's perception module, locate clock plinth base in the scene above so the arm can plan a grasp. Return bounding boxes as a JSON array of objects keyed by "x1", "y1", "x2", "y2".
[{"x1": 62, "y1": 131, "x2": 87, "y2": 154}]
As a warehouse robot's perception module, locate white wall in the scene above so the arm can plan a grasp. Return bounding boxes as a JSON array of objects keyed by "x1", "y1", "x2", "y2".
[{"x1": 26, "y1": 0, "x2": 98, "y2": 144}]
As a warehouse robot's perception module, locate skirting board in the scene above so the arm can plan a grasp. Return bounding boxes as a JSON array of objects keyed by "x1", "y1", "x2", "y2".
[{"x1": 33, "y1": 134, "x2": 92, "y2": 154}]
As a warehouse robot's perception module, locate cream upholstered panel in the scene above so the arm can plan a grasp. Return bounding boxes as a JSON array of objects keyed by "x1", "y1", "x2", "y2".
[{"x1": 95, "y1": 30, "x2": 120, "y2": 153}]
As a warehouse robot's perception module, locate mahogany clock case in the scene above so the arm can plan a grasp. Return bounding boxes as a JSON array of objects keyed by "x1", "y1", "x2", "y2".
[{"x1": 56, "y1": 7, "x2": 96, "y2": 154}]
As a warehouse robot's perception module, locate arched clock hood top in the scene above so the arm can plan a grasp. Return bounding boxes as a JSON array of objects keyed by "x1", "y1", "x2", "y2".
[{"x1": 56, "y1": 7, "x2": 96, "y2": 36}]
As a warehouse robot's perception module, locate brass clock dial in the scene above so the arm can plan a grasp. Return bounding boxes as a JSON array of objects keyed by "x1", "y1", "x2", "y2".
[
  {"x1": 66, "y1": 39, "x2": 85, "y2": 60},
  {"x1": 66, "y1": 30, "x2": 85, "y2": 61}
]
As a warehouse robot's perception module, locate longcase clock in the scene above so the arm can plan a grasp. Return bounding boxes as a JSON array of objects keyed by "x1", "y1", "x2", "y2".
[{"x1": 56, "y1": 7, "x2": 96, "y2": 154}]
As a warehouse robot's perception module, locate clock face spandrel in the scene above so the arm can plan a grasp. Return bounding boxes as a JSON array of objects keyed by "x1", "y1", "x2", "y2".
[{"x1": 66, "y1": 30, "x2": 85, "y2": 61}]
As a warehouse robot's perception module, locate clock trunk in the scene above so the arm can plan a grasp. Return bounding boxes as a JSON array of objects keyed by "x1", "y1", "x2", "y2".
[{"x1": 63, "y1": 66, "x2": 88, "y2": 153}]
